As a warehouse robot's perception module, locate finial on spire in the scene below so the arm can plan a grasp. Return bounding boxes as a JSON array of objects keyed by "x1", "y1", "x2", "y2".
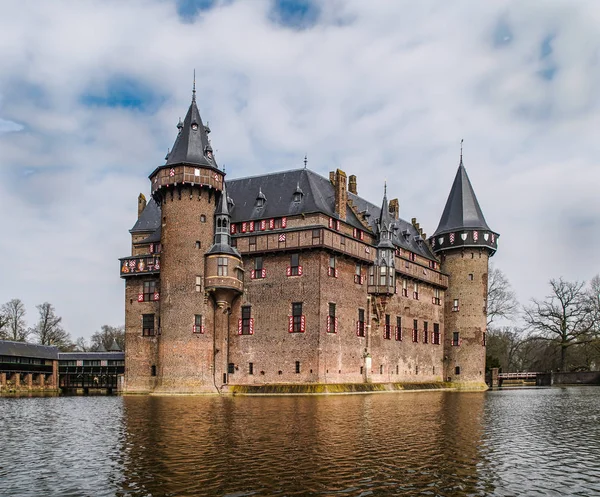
[
  {"x1": 460, "y1": 138, "x2": 464, "y2": 165},
  {"x1": 303, "y1": 154, "x2": 307, "y2": 168},
  {"x1": 384, "y1": 181, "x2": 387, "y2": 197},
  {"x1": 192, "y1": 69, "x2": 196, "y2": 102}
]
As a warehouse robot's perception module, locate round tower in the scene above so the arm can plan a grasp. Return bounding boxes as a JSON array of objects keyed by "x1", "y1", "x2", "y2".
[
  {"x1": 429, "y1": 151, "x2": 499, "y2": 388},
  {"x1": 149, "y1": 86, "x2": 227, "y2": 392}
]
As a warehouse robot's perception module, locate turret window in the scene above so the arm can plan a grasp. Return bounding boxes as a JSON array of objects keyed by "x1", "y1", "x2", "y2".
[
  {"x1": 452, "y1": 299, "x2": 459, "y2": 312},
  {"x1": 217, "y1": 257, "x2": 228, "y2": 276}
]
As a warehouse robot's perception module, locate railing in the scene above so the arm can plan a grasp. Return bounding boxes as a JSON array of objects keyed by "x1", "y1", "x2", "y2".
[
  {"x1": 498, "y1": 372, "x2": 539, "y2": 379},
  {"x1": 120, "y1": 255, "x2": 161, "y2": 277},
  {"x1": 150, "y1": 164, "x2": 223, "y2": 194}
]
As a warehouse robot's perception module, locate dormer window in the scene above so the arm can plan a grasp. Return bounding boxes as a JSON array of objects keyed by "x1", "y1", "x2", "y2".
[
  {"x1": 256, "y1": 188, "x2": 266, "y2": 208},
  {"x1": 191, "y1": 123, "x2": 198, "y2": 131},
  {"x1": 293, "y1": 182, "x2": 303, "y2": 203}
]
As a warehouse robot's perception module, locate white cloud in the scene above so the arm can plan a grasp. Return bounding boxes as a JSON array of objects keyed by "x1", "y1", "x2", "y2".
[{"x1": 0, "y1": 0, "x2": 599, "y2": 338}]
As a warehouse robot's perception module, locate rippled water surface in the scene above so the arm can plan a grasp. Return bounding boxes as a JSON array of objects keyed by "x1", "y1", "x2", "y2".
[{"x1": 1, "y1": 388, "x2": 599, "y2": 496}]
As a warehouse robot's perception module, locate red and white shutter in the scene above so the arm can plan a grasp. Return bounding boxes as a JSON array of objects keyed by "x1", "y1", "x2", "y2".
[
  {"x1": 336, "y1": 220, "x2": 340, "y2": 230},
  {"x1": 281, "y1": 217, "x2": 287, "y2": 228},
  {"x1": 153, "y1": 292, "x2": 160, "y2": 301},
  {"x1": 269, "y1": 218, "x2": 275, "y2": 229},
  {"x1": 356, "y1": 322, "x2": 360, "y2": 336},
  {"x1": 359, "y1": 231, "x2": 364, "y2": 240},
  {"x1": 249, "y1": 318, "x2": 254, "y2": 335},
  {"x1": 242, "y1": 222, "x2": 247, "y2": 233},
  {"x1": 335, "y1": 317, "x2": 338, "y2": 333},
  {"x1": 149, "y1": 243, "x2": 154, "y2": 253},
  {"x1": 238, "y1": 319, "x2": 243, "y2": 335},
  {"x1": 329, "y1": 218, "x2": 334, "y2": 228},
  {"x1": 249, "y1": 221, "x2": 255, "y2": 232},
  {"x1": 261, "y1": 268, "x2": 266, "y2": 278},
  {"x1": 137, "y1": 293, "x2": 144, "y2": 302},
  {"x1": 300, "y1": 315, "x2": 306, "y2": 332},
  {"x1": 297, "y1": 265, "x2": 303, "y2": 276},
  {"x1": 360, "y1": 275, "x2": 364, "y2": 285},
  {"x1": 288, "y1": 316, "x2": 294, "y2": 333},
  {"x1": 353, "y1": 228, "x2": 357, "y2": 238},
  {"x1": 260, "y1": 220, "x2": 266, "y2": 230},
  {"x1": 286, "y1": 267, "x2": 292, "y2": 277},
  {"x1": 230, "y1": 224, "x2": 236, "y2": 234},
  {"x1": 250, "y1": 269, "x2": 256, "y2": 279},
  {"x1": 327, "y1": 316, "x2": 330, "y2": 333},
  {"x1": 334, "y1": 268, "x2": 339, "y2": 278}
]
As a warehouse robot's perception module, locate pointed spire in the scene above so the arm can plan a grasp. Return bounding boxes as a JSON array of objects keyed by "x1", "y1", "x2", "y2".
[
  {"x1": 192, "y1": 69, "x2": 196, "y2": 102},
  {"x1": 432, "y1": 150, "x2": 491, "y2": 236},
  {"x1": 304, "y1": 154, "x2": 307, "y2": 168},
  {"x1": 215, "y1": 180, "x2": 230, "y2": 217},
  {"x1": 166, "y1": 86, "x2": 216, "y2": 168},
  {"x1": 377, "y1": 182, "x2": 394, "y2": 249}
]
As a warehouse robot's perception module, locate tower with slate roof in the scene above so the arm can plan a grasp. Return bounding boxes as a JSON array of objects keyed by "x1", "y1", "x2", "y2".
[{"x1": 429, "y1": 150, "x2": 499, "y2": 387}]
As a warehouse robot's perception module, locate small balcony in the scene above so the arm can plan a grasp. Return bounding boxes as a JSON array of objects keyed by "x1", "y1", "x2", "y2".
[{"x1": 119, "y1": 255, "x2": 161, "y2": 278}]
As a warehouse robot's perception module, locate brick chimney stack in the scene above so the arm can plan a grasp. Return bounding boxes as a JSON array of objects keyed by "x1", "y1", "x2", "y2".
[
  {"x1": 333, "y1": 169, "x2": 347, "y2": 221},
  {"x1": 348, "y1": 175, "x2": 357, "y2": 194},
  {"x1": 138, "y1": 193, "x2": 147, "y2": 219},
  {"x1": 389, "y1": 198, "x2": 399, "y2": 219}
]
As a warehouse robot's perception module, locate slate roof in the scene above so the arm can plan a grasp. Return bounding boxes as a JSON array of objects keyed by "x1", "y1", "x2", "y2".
[
  {"x1": 131, "y1": 167, "x2": 437, "y2": 260},
  {"x1": 0, "y1": 340, "x2": 59, "y2": 360},
  {"x1": 165, "y1": 95, "x2": 216, "y2": 168},
  {"x1": 433, "y1": 160, "x2": 491, "y2": 237},
  {"x1": 131, "y1": 198, "x2": 161, "y2": 233}
]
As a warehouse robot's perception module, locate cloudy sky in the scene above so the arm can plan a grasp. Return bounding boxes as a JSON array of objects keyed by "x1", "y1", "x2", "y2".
[{"x1": 1, "y1": 0, "x2": 599, "y2": 341}]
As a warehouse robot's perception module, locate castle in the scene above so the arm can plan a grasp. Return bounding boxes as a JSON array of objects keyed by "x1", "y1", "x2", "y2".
[{"x1": 119, "y1": 88, "x2": 498, "y2": 393}]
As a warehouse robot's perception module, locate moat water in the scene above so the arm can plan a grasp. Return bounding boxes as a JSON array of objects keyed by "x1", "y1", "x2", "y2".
[{"x1": 1, "y1": 387, "x2": 599, "y2": 497}]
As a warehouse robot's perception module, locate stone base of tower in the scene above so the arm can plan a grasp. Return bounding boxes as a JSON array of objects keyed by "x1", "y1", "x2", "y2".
[{"x1": 151, "y1": 379, "x2": 221, "y2": 395}]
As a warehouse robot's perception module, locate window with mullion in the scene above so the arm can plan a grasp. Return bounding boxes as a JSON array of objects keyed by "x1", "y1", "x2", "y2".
[
  {"x1": 142, "y1": 314, "x2": 155, "y2": 336},
  {"x1": 143, "y1": 281, "x2": 156, "y2": 301},
  {"x1": 292, "y1": 302, "x2": 303, "y2": 332},
  {"x1": 290, "y1": 253, "x2": 300, "y2": 276},
  {"x1": 241, "y1": 306, "x2": 252, "y2": 335}
]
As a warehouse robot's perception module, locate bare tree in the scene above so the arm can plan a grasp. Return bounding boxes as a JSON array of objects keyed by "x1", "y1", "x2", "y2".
[
  {"x1": 487, "y1": 265, "x2": 518, "y2": 327},
  {"x1": 73, "y1": 336, "x2": 91, "y2": 352},
  {"x1": 486, "y1": 326, "x2": 525, "y2": 372},
  {"x1": 523, "y1": 278, "x2": 596, "y2": 371},
  {"x1": 30, "y1": 302, "x2": 72, "y2": 350},
  {"x1": 1, "y1": 299, "x2": 28, "y2": 341},
  {"x1": 90, "y1": 325, "x2": 124, "y2": 351}
]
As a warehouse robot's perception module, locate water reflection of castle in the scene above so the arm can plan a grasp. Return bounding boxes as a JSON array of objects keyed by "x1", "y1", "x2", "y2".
[{"x1": 120, "y1": 87, "x2": 499, "y2": 393}]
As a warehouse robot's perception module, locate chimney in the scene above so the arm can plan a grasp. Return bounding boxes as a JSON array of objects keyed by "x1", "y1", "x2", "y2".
[
  {"x1": 348, "y1": 175, "x2": 357, "y2": 194},
  {"x1": 389, "y1": 198, "x2": 399, "y2": 219},
  {"x1": 334, "y1": 169, "x2": 347, "y2": 221},
  {"x1": 138, "y1": 193, "x2": 147, "y2": 219},
  {"x1": 329, "y1": 171, "x2": 336, "y2": 185}
]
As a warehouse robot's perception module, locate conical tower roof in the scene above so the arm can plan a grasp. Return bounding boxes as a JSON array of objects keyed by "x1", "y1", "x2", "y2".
[
  {"x1": 165, "y1": 87, "x2": 216, "y2": 168},
  {"x1": 433, "y1": 158, "x2": 490, "y2": 237},
  {"x1": 215, "y1": 180, "x2": 230, "y2": 217},
  {"x1": 108, "y1": 339, "x2": 122, "y2": 352}
]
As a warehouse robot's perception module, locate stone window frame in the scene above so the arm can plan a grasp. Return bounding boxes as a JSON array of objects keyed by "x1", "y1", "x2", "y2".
[{"x1": 142, "y1": 314, "x2": 155, "y2": 336}]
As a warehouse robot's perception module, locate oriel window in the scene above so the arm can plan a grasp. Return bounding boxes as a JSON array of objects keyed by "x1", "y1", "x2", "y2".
[{"x1": 217, "y1": 257, "x2": 228, "y2": 276}]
